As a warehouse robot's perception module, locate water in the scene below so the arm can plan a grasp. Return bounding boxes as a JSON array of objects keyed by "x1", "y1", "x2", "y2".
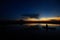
[
  {"x1": 0, "y1": 24, "x2": 59, "y2": 39},
  {"x1": 1, "y1": 23, "x2": 60, "y2": 32},
  {"x1": 0, "y1": 23, "x2": 60, "y2": 38}
]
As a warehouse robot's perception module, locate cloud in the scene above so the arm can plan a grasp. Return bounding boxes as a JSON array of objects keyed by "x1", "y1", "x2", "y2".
[{"x1": 21, "y1": 13, "x2": 39, "y2": 18}]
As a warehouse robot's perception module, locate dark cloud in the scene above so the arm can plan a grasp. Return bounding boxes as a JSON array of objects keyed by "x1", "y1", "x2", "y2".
[{"x1": 21, "y1": 13, "x2": 39, "y2": 18}]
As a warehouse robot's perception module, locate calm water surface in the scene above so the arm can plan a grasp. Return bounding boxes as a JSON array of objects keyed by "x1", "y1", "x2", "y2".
[{"x1": 1, "y1": 23, "x2": 60, "y2": 32}]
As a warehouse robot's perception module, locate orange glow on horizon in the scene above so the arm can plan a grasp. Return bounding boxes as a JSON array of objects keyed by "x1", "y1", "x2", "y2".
[
  {"x1": 23, "y1": 17, "x2": 60, "y2": 21},
  {"x1": 23, "y1": 17, "x2": 39, "y2": 21}
]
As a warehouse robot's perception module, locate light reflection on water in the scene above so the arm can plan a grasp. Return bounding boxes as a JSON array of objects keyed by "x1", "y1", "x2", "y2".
[
  {"x1": 24, "y1": 23, "x2": 60, "y2": 27},
  {"x1": 1, "y1": 23, "x2": 60, "y2": 32},
  {"x1": 23, "y1": 23, "x2": 60, "y2": 32}
]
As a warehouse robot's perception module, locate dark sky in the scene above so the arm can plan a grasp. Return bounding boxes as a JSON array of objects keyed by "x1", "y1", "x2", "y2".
[{"x1": 1, "y1": 0, "x2": 60, "y2": 20}]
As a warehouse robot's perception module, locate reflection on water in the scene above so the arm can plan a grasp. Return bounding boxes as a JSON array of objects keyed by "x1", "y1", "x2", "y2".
[
  {"x1": 23, "y1": 23, "x2": 60, "y2": 32},
  {"x1": 24, "y1": 23, "x2": 60, "y2": 27},
  {"x1": 0, "y1": 23, "x2": 60, "y2": 32}
]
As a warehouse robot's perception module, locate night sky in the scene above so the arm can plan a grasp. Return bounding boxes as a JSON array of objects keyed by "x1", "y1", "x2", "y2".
[{"x1": 1, "y1": 0, "x2": 60, "y2": 20}]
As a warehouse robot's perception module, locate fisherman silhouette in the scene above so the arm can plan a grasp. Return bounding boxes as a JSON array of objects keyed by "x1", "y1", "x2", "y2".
[{"x1": 46, "y1": 24, "x2": 48, "y2": 32}]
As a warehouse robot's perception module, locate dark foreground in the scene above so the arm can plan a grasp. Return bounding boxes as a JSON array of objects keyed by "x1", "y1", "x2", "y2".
[{"x1": 0, "y1": 24, "x2": 60, "y2": 39}]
